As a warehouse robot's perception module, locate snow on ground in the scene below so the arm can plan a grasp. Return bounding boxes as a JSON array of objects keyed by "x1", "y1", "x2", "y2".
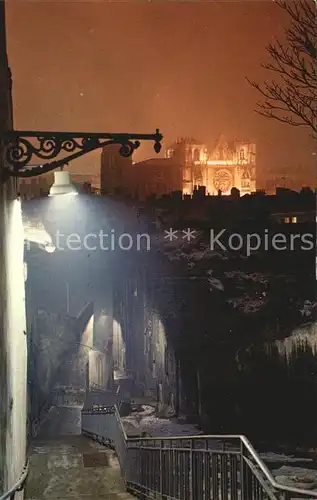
[
  {"x1": 227, "y1": 296, "x2": 267, "y2": 313},
  {"x1": 224, "y1": 270, "x2": 269, "y2": 313},
  {"x1": 153, "y1": 230, "x2": 314, "y2": 319},
  {"x1": 272, "y1": 465, "x2": 317, "y2": 491},
  {"x1": 266, "y1": 455, "x2": 317, "y2": 491},
  {"x1": 153, "y1": 232, "x2": 314, "y2": 318},
  {"x1": 121, "y1": 405, "x2": 202, "y2": 437},
  {"x1": 208, "y1": 276, "x2": 225, "y2": 291},
  {"x1": 154, "y1": 236, "x2": 271, "y2": 308},
  {"x1": 224, "y1": 270, "x2": 269, "y2": 284},
  {"x1": 261, "y1": 452, "x2": 314, "y2": 464},
  {"x1": 153, "y1": 231, "x2": 227, "y2": 262}
]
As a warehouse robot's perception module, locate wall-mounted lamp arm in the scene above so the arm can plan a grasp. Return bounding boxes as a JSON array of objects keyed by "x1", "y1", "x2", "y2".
[{"x1": 1, "y1": 129, "x2": 163, "y2": 178}]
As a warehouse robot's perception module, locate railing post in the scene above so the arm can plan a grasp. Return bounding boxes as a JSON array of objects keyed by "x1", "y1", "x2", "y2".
[
  {"x1": 240, "y1": 439, "x2": 254, "y2": 499},
  {"x1": 240, "y1": 440, "x2": 245, "y2": 499},
  {"x1": 189, "y1": 439, "x2": 194, "y2": 500},
  {"x1": 160, "y1": 439, "x2": 167, "y2": 500},
  {"x1": 159, "y1": 440, "x2": 163, "y2": 497},
  {"x1": 140, "y1": 445, "x2": 146, "y2": 500}
]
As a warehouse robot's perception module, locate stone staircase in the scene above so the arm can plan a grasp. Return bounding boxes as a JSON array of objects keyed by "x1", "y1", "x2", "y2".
[{"x1": 25, "y1": 406, "x2": 135, "y2": 500}]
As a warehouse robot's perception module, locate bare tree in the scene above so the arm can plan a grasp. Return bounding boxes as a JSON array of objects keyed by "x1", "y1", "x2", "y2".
[{"x1": 247, "y1": 0, "x2": 316, "y2": 135}]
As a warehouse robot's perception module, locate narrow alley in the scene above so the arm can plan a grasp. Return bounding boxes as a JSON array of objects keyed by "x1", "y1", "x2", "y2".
[{"x1": 25, "y1": 405, "x2": 134, "y2": 500}]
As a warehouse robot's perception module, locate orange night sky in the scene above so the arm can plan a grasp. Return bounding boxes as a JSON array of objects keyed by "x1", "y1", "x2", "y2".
[{"x1": 5, "y1": 0, "x2": 316, "y2": 189}]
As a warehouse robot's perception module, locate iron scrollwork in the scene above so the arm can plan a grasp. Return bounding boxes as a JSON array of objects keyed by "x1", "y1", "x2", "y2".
[{"x1": 1, "y1": 129, "x2": 163, "y2": 177}]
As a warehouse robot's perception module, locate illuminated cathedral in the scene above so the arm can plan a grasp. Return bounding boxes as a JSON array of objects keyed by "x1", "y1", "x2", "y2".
[{"x1": 166, "y1": 135, "x2": 256, "y2": 196}]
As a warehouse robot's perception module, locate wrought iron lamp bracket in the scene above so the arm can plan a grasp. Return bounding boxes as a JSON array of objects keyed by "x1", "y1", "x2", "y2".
[{"x1": 0, "y1": 129, "x2": 163, "y2": 178}]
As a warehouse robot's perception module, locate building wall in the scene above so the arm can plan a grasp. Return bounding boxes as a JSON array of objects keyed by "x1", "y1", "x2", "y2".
[
  {"x1": 100, "y1": 144, "x2": 133, "y2": 196},
  {"x1": 2, "y1": 198, "x2": 27, "y2": 495},
  {"x1": 18, "y1": 173, "x2": 54, "y2": 199},
  {"x1": 18, "y1": 171, "x2": 100, "y2": 199},
  {"x1": 113, "y1": 273, "x2": 176, "y2": 413},
  {"x1": 58, "y1": 312, "x2": 94, "y2": 392},
  {"x1": 27, "y1": 304, "x2": 94, "y2": 434},
  {"x1": 101, "y1": 136, "x2": 254, "y2": 200},
  {"x1": 131, "y1": 159, "x2": 182, "y2": 200},
  {"x1": 92, "y1": 284, "x2": 114, "y2": 390},
  {"x1": 0, "y1": 2, "x2": 28, "y2": 494},
  {"x1": 100, "y1": 146, "x2": 182, "y2": 200}
]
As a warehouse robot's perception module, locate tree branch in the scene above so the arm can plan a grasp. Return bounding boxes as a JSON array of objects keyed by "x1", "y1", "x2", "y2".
[{"x1": 247, "y1": 0, "x2": 317, "y2": 135}]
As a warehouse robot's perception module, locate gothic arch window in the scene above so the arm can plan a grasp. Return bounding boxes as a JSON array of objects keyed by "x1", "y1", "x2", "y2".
[
  {"x1": 241, "y1": 170, "x2": 251, "y2": 188},
  {"x1": 193, "y1": 148, "x2": 200, "y2": 162}
]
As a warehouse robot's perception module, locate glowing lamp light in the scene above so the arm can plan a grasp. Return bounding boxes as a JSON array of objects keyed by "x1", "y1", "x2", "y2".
[
  {"x1": 44, "y1": 243, "x2": 56, "y2": 253},
  {"x1": 49, "y1": 170, "x2": 78, "y2": 196}
]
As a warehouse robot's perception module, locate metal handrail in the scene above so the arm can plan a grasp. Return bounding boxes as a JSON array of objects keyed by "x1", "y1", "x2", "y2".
[
  {"x1": 0, "y1": 460, "x2": 29, "y2": 500},
  {"x1": 127, "y1": 432, "x2": 317, "y2": 497},
  {"x1": 82, "y1": 405, "x2": 317, "y2": 498},
  {"x1": 240, "y1": 436, "x2": 317, "y2": 497}
]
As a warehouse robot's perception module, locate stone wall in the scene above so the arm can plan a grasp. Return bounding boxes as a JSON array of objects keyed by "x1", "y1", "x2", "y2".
[
  {"x1": 0, "y1": 2, "x2": 28, "y2": 495},
  {"x1": 113, "y1": 271, "x2": 177, "y2": 414},
  {"x1": 27, "y1": 303, "x2": 93, "y2": 435},
  {"x1": 0, "y1": 196, "x2": 27, "y2": 496},
  {"x1": 93, "y1": 283, "x2": 114, "y2": 390}
]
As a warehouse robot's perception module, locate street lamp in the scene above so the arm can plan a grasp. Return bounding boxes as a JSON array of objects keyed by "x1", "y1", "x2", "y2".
[{"x1": 49, "y1": 170, "x2": 77, "y2": 197}]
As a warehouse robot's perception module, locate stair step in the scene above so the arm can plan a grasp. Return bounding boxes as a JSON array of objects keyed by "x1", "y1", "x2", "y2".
[{"x1": 25, "y1": 407, "x2": 136, "y2": 500}]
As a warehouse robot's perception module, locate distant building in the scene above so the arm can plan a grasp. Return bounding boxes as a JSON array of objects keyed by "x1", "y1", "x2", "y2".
[
  {"x1": 100, "y1": 135, "x2": 256, "y2": 200},
  {"x1": 143, "y1": 185, "x2": 315, "y2": 228},
  {"x1": 264, "y1": 169, "x2": 312, "y2": 194},
  {"x1": 268, "y1": 187, "x2": 315, "y2": 224},
  {"x1": 18, "y1": 170, "x2": 99, "y2": 198},
  {"x1": 71, "y1": 173, "x2": 100, "y2": 192},
  {"x1": 100, "y1": 144, "x2": 133, "y2": 196},
  {"x1": 18, "y1": 172, "x2": 54, "y2": 198},
  {"x1": 100, "y1": 145, "x2": 182, "y2": 200},
  {"x1": 129, "y1": 158, "x2": 182, "y2": 200},
  {"x1": 166, "y1": 135, "x2": 256, "y2": 196}
]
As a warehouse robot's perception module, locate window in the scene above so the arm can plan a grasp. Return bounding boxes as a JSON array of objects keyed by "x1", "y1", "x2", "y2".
[
  {"x1": 284, "y1": 217, "x2": 290, "y2": 224},
  {"x1": 168, "y1": 149, "x2": 174, "y2": 158},
  {"x1": 291, "y1": 216, "x2": 297, "y2": 223},
  {"x1": 193, "y1": 149, "x2": 200, "y2": 162}
]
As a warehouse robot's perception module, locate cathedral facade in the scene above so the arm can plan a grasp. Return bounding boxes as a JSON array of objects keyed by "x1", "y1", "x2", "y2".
[{"x1": 166, "y1": 135, "x2": 256, "y2": 196}]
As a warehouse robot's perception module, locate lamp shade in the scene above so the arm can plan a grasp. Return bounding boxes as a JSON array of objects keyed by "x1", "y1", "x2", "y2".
[{"x1": 49, "y1": 171, "x2": 77, "y2": 196}]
